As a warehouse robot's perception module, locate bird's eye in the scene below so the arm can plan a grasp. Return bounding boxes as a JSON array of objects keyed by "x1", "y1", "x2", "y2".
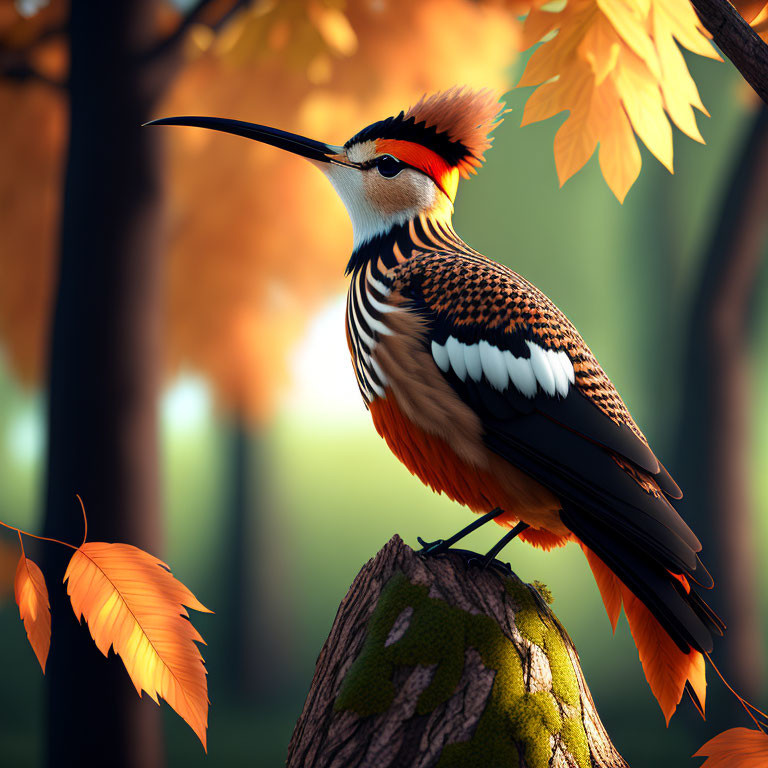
[{"x1": 376, "y1": 155, "x2": 404, "y2": 178}]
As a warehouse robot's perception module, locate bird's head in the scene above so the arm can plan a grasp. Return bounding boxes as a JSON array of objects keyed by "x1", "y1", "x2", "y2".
[{"x1": 147, "y1": 87, "x2": 503, "y2": 249}]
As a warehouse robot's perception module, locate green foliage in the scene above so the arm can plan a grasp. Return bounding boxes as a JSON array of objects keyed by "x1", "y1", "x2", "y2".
[
  {"x1": 335, "y1": 571, "x2": 590, "y2": 768},
  {"x1": 531, "y1": 579, "x2": 554, "y2": 605}
]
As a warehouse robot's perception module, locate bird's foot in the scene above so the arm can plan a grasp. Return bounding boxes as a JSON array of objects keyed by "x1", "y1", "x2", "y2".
[
  {"x1": 466, "y1": 552, "x2": 513, "y2": 577},
  {"x1": 417, "y1": 538, "x2": 512, "y2": 576},
  {"x1": 416, "y1": 536, "x2": 449, "y2": 556}
]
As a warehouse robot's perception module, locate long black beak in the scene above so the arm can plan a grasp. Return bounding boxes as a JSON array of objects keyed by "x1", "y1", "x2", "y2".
[{"x1": 144, "y1": 116, "x2": 343, "y2": 164}]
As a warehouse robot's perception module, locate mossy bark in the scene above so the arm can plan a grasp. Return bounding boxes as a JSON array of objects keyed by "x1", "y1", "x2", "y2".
[{"x1": 286, "y1": 535, "x2": 628, "y2": 768}]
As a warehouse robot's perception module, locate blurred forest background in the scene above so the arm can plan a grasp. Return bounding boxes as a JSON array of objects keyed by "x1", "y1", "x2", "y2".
[{"x1": 0, "y1": 0, "x2": 767, "y2": 766}]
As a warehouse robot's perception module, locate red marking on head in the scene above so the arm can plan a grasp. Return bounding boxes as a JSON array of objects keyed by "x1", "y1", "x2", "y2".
[
  {"x1": 405, "y1": 87, "x2": 504, "y2": 177},
  {"x1": 375, "y1": 139, "x2": 459, "y2": 201}
]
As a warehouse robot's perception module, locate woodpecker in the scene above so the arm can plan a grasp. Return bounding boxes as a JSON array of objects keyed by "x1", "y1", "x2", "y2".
[{"x1": 148, "y1": 88, "x2": 725, "y2": 724}]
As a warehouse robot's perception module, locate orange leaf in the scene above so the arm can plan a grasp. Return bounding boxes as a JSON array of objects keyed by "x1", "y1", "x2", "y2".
[
  {"x1": 732, "y1": 0, "x2": 768, "y2": 24},
  {"x1": 518, "y1": 0, "x2": 715, "y2": 199},
  {"x1": 14, "y1": 552, "x2": 51, "y2": 673},
  {"x1": 695, "y1": 727, "x2": 768, "y2": 767},
  {"x1": 64, "y1": 542, "x2": 212, "y2": 749}
]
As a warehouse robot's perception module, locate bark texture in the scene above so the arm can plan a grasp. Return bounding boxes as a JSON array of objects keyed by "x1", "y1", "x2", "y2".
[
  {"x1": 690, "y1": 0, "x2": 768, "y2": 106},
  {"x1": 286, "y1": 536, "x2": 628, "y2": 768}
]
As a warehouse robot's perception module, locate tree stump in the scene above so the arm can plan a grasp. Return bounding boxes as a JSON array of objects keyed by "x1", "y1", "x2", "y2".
[{"x1": 286, "y1": 535, "x2": 629, "y2": 768}]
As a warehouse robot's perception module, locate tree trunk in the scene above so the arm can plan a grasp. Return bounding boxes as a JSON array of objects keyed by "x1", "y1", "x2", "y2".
[
  {"x1": 287, "y1": 536, "x2": 628, "y2": 768},
  {"x1": 675, "y1": 105, "x2": 768, "y2": 704},
  {"x1": 222, "y1": 418, "x2": 294, "y2": 698},
  {"x1": 42, "y1": 2, "x2": 179, "y2": 766}
]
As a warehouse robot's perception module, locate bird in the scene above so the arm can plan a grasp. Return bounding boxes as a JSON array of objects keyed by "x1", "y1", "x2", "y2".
[{"x1": 147, "y1": 87, "x2": 726, "y2": 726}]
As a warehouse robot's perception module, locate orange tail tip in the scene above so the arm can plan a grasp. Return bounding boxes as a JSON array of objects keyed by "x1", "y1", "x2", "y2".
[
  {"x1": 582, "y1": 543, "x2": 622, "y2": 632},
  {"x1": 581, "y1": 543, "x2": 706, "y2": 723},
  {"x1": 695, "y1": 727, "x2": 768, "y2": 767},
  {"x1": 620, "y1": 585, "x2": 706, "y2": 724}
]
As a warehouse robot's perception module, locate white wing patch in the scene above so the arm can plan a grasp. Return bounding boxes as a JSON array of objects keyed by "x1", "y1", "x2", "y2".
[
  {"x1": 445, "y1": 336, "x2": 467, "y2": 381},
  {"x1": 527, "y1": 341, "x2": 556, "y2": 396},
  {"x1": 464, "y1": 343, "x2": 482, "y2": 382},
  {"x1": 504, "y1": 350, "x2": 537, "y2": 398},
  {"x1": 478, "y1": 341, "x2": 508, "y2": 391},
  {"x1": 431, "y1": 340, "x2": 450, "y2": 372},
  {"x1": 430, "y1": 336, "x2": 574, "y2": 399}
]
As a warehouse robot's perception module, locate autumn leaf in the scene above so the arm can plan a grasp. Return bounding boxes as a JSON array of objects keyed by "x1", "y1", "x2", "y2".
[
  {"x1": 64, "y1": 542, "x2": 212, "y2": 749},
  {"x1": 695, "y1": 727, "x2": 768, "y2": 767},
  {"x1": 732, "y1": 0, "x2": 768, "y2": 24},
  {"x1": 519, "y1": 0, "x2": 720, "y2": 202},
  {"x1": 14, "y1": 551, "x2": 51, "y2": 672}
]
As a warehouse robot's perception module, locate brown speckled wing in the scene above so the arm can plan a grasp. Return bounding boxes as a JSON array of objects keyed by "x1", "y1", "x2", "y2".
[
  {"x1": 393, "y1": 250, "x2": 639, "y2": 432},
  {"x1": 388, "y1": 249, "x2": 681, "y2": 498}
]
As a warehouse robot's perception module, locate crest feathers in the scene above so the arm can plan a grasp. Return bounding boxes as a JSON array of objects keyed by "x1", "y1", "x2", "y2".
[{"x1": 405, "y1": 87, "x2": 505, "y2": 177}]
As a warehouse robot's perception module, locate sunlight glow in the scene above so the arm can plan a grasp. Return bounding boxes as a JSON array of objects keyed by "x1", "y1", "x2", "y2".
[
  {"x1": 6, "y1": 406, "x2": 43, "y2": 466},
  {"x1": 162, "y1": 376, "x2": 212, "y2": 434}
]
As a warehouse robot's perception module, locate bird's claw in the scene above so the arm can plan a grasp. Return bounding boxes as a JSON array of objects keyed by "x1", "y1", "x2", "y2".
[
  {"x1": 418, "y1": 539, "x2": 512, "y2": 576},
  {"x1": 417, "y1": 536, "x2": 448, "y2": 556},
  {"x1": 467, "y1": 554, "x2": 513, "y2": 576}
]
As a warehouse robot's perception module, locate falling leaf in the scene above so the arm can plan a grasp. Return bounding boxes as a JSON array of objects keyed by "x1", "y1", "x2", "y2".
[
  {"x1": 519, "y1": 0, "x2": 720, "y2": 201},
  {"x1": 64, "y1": 542, "x2": 212, "y2": 749},
  {"x1": 695, "y1": 727, "x2": 768, "y2": 767},
  {"x1": 14, "y1": 551, "x2": 51, "y2": 672}
]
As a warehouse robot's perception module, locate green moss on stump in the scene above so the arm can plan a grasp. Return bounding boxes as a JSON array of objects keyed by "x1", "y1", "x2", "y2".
[{"x1": 334, "y1": 571, "x2": 591, "y2": 768}]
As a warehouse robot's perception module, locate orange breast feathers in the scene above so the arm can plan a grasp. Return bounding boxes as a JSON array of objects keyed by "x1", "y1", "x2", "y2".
[{"x1": 368, "y1": 393, "x2": 569, "y2": 552}]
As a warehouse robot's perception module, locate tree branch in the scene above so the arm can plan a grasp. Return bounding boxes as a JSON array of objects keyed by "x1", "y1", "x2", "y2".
[
  {"x1": 690, "y1": 0, "x2": 768, "y2": 105},
  {"x1": 287, "y1": 535, "x2": 629, "y2": 768}
]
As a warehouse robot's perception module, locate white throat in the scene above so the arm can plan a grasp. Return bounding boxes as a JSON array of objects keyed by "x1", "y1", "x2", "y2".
[{"x1": 321, "y1": 164, "x2": 425, "y2": 249}]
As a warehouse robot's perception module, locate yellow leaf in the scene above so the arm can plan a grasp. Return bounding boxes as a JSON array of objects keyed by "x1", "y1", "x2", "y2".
[
  {"x1": 520, "y1": 0, "x2": 598, "y2": 87},
  {"x1": 64, "y1": 542, "x2": 212, "y2": 750},
  {"x1": 521, "y1": 78, "x2": 565, "y2": 124},
  {"x1": 521, "y1": 5, "x2": 563, "y2": 49},
  {"x1": 552, "y1": 64, "x2": 599, "y2": 184},
  {"x1": 591, "y1": 79, "x2": 641, "y2": 202},
  {"x1": 597, "y1": 0, "x2": 660, "y2": 78},
  {"x1": 694, "y1": 727, "x2": 768, "y2": 767},
  {"x1": 578, "y1": 12, "x2": 621, "y2": 84},
  {"x1": 555, "y1": 111, "x2": 598, "y2": 185},
  {"x1": 652, "y1": 0, "x2": 706, "y2": 141},
  {"x1": 613, "y1": 47, "x2": 673, "y2": 171},
  {"x1": 518, "y1": 0, "x2": 716, "y2": 200},
  {"x1": 652, "y1": 0, "x2": 720, "y2": 59},
  {"x1": 308, "y1": 3, "x2": 357, "y2": 57},
  {"x1": 14, "y1": 552, "x2": 50, "y2": 673}
]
